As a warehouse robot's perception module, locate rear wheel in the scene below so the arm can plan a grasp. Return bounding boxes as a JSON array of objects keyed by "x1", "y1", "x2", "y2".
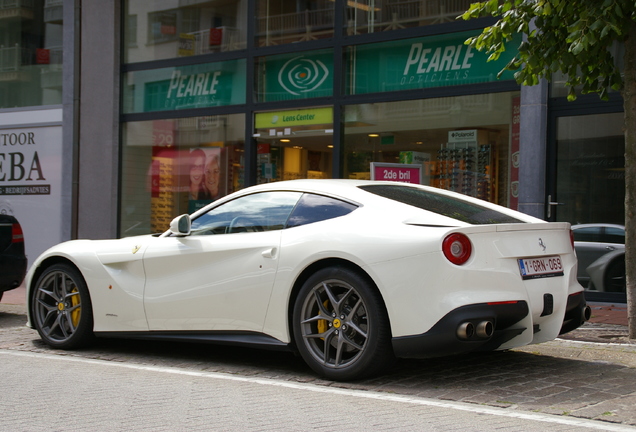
[
  {"x1": 32, "y1": 263, "x2": 94, "y2": 349},
  {"x1": 293, "y1": 266, "x2": 393, "y2": 381}
]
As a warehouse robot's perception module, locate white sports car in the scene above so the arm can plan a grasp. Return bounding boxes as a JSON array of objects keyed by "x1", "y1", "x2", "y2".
[{"x1": 26, "y1": 180, "x2": 590, "y2": 380}]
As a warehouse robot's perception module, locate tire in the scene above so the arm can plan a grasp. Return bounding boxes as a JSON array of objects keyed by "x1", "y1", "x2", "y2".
[
  {"x1": 603, "y1": 258, "x2": 626, "y2": 293},
  {"x1": 31, "y1": 263, "x2": 95, "y2": 349},
  {"x1": 292, "y1": 266, "x2": 393, "y2": 381}
]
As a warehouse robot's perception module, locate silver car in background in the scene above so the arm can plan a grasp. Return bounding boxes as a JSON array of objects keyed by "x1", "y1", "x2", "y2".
[{"x1": 572, "y1": 224, "x2": 625, "y2": 292}]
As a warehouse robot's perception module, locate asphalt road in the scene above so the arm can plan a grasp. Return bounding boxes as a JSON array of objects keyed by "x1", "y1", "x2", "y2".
[{"x1": 2, "y1": 301, "x2": 636, "y2": 430}]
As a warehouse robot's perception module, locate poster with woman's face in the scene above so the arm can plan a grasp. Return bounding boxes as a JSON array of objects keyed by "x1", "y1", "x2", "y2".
[{"x1": 188, "y1": 147, "x2": 221, "y2": 213}]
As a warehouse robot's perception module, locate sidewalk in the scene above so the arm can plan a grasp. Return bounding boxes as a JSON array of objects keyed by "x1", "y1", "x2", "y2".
[
  {"x1": 1, "y1": 285, "x2": 25, "y2": 305},
  {"x1": 587, "y1": 301, "x2": 628, "y2": 326}
]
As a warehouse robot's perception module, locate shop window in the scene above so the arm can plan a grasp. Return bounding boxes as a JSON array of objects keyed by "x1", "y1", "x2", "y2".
[
  {"x1": 345, "y1": 31, "x2": 519, "y2": 95},
  {"x1": 255, "y1": 50, "x2": 333, "y2": 103},
  {"x1": 343, "y1": 93, "x2": 520, "y2": 207},
  {"x1": 120, "y1": 114, "x2": 246, "y2": 236},
  {"x1": 124, "y1": 1, "x2": 247, "y2": 63},
  {"x1": 122, "y1": 59, "x2": 247, "y2": 114},
  {"x1": 344, "y1": 0, "x2": 474, "y2": 35},
  {"x1": 256, "y1": 0, "x2": 334, "y2": 47},
  {"x1": 0, "y1": 0, "x2": 63, "y2": 108}
]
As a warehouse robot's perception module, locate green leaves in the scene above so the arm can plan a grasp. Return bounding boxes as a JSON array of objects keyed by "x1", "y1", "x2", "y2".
[{"x1": 460, "y1": 0, "x2": 635, "y2": 99}]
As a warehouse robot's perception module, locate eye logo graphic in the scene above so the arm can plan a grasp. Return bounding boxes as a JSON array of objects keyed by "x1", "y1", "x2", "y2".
[{"x1": 278, "y1": 56, "x2": 329, "y2": 96}]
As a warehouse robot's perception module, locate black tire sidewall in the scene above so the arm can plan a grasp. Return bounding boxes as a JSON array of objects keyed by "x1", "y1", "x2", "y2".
[
  {"x1": 32, "y1": 263, "x2": 94, "y2": 349},
  {"x1": 292, "y1": 266, "x2": 392, "y2": 381}
]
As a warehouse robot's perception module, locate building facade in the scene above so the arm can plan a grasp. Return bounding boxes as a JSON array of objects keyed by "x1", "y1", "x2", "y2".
[{"x1": 0, "y1": 0, "x2": 626, "y2": 301}]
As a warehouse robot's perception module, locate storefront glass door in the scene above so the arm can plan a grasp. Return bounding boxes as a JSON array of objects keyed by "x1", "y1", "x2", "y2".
[
  {"x1": 551, "y1": 112, "x2": 626, "y2": 301},
  {"x1": 553, "y1": 113, "x2": 624, "y2": 225}
]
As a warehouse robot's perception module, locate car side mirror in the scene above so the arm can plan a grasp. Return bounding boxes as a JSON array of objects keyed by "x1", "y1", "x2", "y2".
[{"x1": 169, "y1": 214, "x2": 191, "y2": 236}]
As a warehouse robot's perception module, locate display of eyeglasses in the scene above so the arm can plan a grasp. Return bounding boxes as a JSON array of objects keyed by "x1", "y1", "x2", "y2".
[{"x1": 434, "y1": 143, "x2": 496, "y2": 203}]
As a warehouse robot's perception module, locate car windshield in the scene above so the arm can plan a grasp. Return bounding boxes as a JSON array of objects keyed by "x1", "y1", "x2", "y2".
[{"x1": 359, "y1": 184, "x2": 524, "y2": 225}]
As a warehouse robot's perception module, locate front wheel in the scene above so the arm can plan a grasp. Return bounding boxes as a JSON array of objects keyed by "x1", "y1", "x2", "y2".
[
  {"x1": 32, "y1": 263, "x2": 94, "y2": 349},
  {"x1": 292, "y1": 266, "x2": 393, "y2": 381}
]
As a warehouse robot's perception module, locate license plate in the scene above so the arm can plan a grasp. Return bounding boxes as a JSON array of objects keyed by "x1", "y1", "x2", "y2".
[{"x1": 518, "y1": 256, "x2": 564, "y2": 280}]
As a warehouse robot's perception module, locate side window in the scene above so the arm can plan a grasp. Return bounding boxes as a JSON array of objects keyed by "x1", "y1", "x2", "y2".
[
  {"x1": 286, "y1": 193, "x2": 358, "y2": 228},
  {"x1": 572, "y1": 227, "x2": 602, "y2": 243},
  {"x1": 602, "y1": 227, "x2": 625, "y2": 245},
  {"x1": 190, "y1": 191, "x2": 302, "y2": 235}
]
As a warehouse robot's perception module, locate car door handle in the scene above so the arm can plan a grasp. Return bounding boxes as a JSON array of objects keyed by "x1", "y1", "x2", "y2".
[
  {"x1": 262, "y1": 248, "x2": 277, "y2": 258},
  {"x1": 606, "y1": 246, "x2": 616, "y2": 251}
]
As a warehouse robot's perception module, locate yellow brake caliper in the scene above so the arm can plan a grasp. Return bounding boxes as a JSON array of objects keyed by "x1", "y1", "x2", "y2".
[
  {"x1": 317, "y1": 299, "x2": 330, "y2": 336},
  {"x1": 70, "y1": 288, "x2": 81, "y2": 327}
]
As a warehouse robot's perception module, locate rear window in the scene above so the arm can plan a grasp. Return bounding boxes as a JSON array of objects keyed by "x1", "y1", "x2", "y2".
[{"x1": 359, "y1": 184, "x2": 523, "y2": 225}]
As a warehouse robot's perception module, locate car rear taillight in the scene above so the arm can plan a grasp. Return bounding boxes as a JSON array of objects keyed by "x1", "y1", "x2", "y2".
[
  {"x1": 569, "y1": 229, "x2": 575, "y2": 250},
  {"x1": 443, "y1": 233, "x2": 472, "y2": 265},
  {"x1": 11, "y1": 223, "x2": 24, "y2": 243}
]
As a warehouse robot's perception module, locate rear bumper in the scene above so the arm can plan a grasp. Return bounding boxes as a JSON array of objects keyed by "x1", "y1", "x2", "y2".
[
  {"x1": 559, "y1": 291, "x2": 590, "y2": 335},
  {"x1": 392, "y1": 301, "x2": 529, "y2": 359},
  {"x1": 0, "y1": 254, "x2": 27, "y2": 292}
]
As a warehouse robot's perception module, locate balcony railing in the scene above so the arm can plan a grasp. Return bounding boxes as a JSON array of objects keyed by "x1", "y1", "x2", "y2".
[
  {"x1": 44, "y1": 0, "x2": 63, "y2": 23},
  {"x1": 185, "y1": 27, "x2": 242, "y2": 55},
  {"x1": 0, "y1": 45, "x2": 32, "y2": 72},
  {"x1": 257, "y1": 7, "x2": 334, "y2": 45}
]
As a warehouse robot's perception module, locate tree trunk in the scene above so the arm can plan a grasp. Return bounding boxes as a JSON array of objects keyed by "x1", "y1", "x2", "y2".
[{"x1": 624, "y1": 22, "x2": 636, "y2": 339}]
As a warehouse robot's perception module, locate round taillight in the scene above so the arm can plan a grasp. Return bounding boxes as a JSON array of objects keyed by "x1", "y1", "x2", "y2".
[{"x1": 443, "y1": 233, "x2": 472, "y2": 265}]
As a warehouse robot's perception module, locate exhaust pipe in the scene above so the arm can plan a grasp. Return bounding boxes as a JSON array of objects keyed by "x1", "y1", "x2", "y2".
[
  {"x1": 457, "y1": 322, "x2": 475, "y2": 340},
  {"x1": 583, "y1": 305, "x2": 592, "y2": 322},
  {"x1": 475, "y1": 320, "x2": 494, "y2": 339}
]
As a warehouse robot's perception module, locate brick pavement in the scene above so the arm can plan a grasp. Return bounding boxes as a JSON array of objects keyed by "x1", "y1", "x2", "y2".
[{"x1": 2, "y1": 288, "x2": 636, "y2": 427}]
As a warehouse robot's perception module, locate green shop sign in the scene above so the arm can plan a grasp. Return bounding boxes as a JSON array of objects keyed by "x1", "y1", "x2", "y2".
[
  {"x1": 347, "y1": 31, "x2": 520, "y2": 94},
  {"x1": 124, "y1": 59, "x2": 246, "y2": 114},
  {"x1": 255, "y1": 107, "x2": 332, "y2": 129},
  {"x1": 261, "y1": 50, "x2": 333, "y2": 102}
]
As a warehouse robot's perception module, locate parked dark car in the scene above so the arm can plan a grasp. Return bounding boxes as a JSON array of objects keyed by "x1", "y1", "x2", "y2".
[
  {"x1": 571, "y1": 224, "x2": 625, "y2": 292},
  {"x1": 0, "y1": 214, "x2": 27, "y2": 302}
]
